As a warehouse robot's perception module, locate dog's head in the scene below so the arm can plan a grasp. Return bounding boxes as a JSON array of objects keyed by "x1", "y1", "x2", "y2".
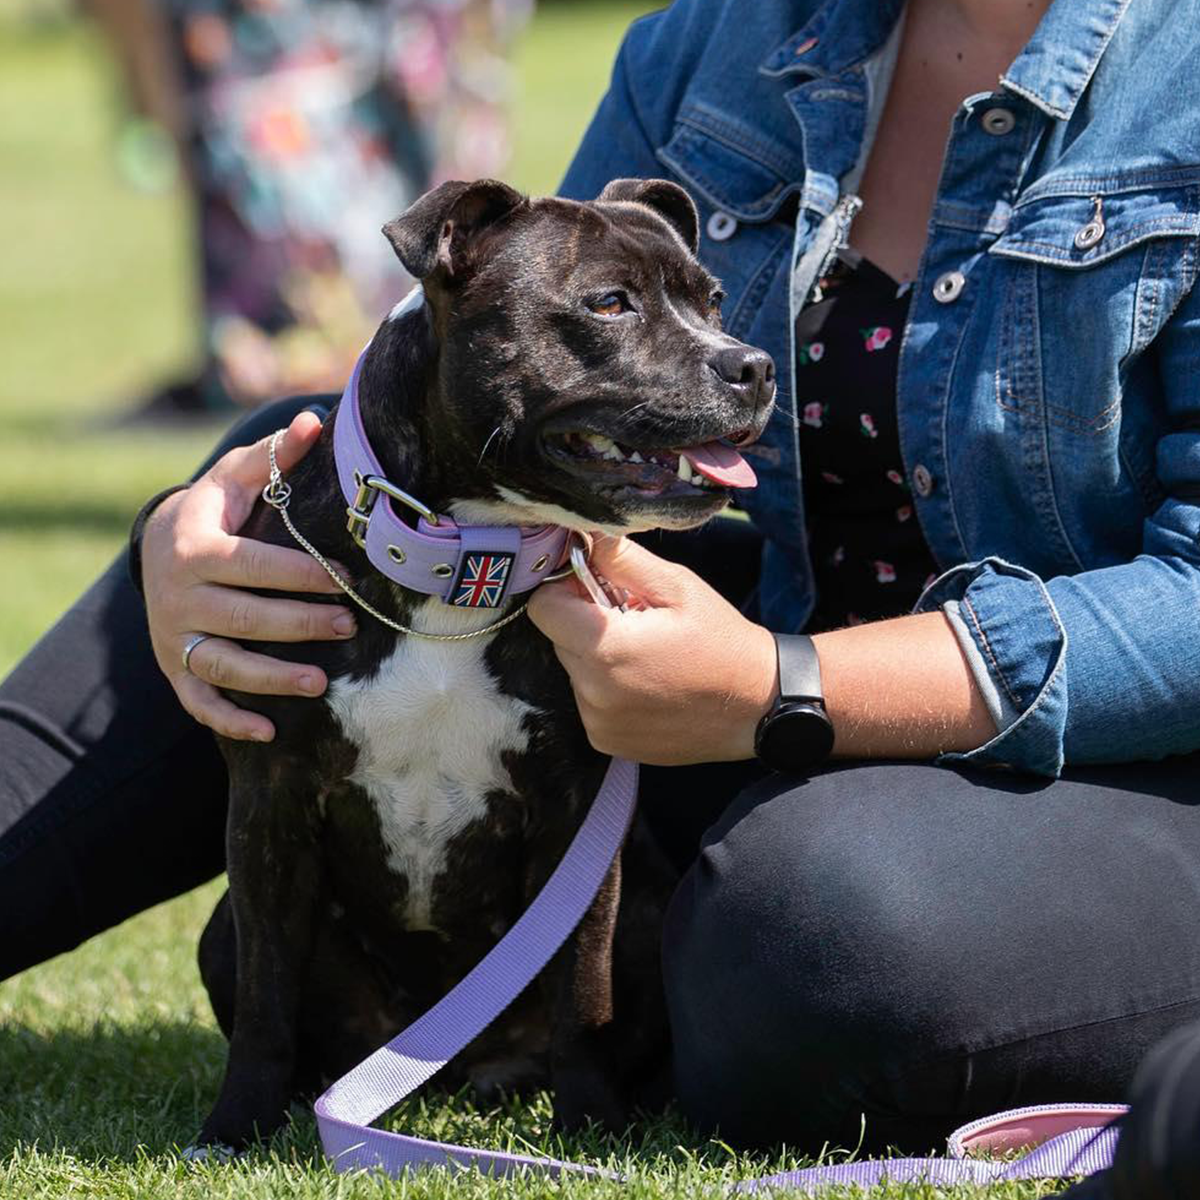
[{"x1": 375, "y1": 178, "x2": 775, "y2": 533}]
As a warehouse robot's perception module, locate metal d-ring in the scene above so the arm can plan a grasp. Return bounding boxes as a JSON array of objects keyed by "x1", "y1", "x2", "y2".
[
  {"x1": 346, "y1": 472, "x2": 441, "y2": 548},
  {"x1": 363, "y1": 475, "x2": 440, "y2": 525},
  {"x1": 543, "y1": 531, "x2": 593, "y2": 583}
]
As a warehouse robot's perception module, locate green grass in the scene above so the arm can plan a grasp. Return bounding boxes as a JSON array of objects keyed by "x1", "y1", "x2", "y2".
[{"x1": 0, "y1": 3, "x2": 1073, "y2": 1196}]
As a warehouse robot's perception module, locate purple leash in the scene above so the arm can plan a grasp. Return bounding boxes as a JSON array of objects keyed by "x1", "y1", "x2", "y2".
[
  {"x1": 314, "y1": 754, "x2": 1124, "y2": 1190},
  {"x1": 315, "y1": 756, "x2": 636, "y2": 1180}
]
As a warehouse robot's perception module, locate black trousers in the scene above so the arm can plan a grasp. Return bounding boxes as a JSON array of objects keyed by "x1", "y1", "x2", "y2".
[{"x1": 4, "y1": 398, "x2": 1200, "y2": 1174}]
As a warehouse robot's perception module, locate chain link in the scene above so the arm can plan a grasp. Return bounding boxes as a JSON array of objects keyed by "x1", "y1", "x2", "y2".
[{"x1": 262, "y1": 430, "x2": 530, "y2": 642}]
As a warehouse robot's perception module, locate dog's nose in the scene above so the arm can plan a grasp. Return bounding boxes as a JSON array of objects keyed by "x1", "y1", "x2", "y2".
[{"x1": 708, "y1": 346, "x2": 776, "y2": 397}]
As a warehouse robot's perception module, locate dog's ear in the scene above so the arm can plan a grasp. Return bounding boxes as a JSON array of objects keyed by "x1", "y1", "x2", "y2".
[
  {"x1": 383, "y1": 179, "x2": 526, "y2": 280},
  {"x1": 598, "y1": 178, "x2": 700, "y2": 255}
]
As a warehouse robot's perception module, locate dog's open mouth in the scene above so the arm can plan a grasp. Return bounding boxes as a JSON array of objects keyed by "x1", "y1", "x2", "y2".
[{"x1": 545, "y1": 431, "x2": 757, "y2": 497}]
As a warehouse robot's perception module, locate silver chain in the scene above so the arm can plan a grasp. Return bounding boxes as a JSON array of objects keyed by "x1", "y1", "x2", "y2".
[{"x1": 262, "y1": 430, "x2": 530, "y2": 642}]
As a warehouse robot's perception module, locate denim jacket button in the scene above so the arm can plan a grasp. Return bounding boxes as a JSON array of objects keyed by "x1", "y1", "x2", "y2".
[
  {"x1": 933, "y1": 270, "x2": 965, "y2": 303},
  {"x1": 1074, "y1": 220, "x2": 1106, "y2": 250},
  {"x1": 912, "y1": 464, "x2": 935, "y2": 498},
  {"x1": 981, "y1": 107, "x2": 1016, "y2": 136},
  {"x1": 706, "y1": 211, "x2": 738, "y2": 241}
]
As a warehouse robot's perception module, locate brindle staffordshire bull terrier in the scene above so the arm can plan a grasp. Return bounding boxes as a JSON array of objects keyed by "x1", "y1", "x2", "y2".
[{"x1": 193, "y1": 177, "x2": 775, "y2": 1151}]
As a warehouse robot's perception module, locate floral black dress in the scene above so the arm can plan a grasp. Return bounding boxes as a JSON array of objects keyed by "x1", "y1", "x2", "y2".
[{"x1": 794, "y1": 250, "x2": 941, "y2": 633}]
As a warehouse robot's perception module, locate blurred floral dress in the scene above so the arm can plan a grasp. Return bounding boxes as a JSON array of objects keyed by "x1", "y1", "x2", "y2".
[{"x1": 166, "y1": 0, "x2": 531, "y2": 406}]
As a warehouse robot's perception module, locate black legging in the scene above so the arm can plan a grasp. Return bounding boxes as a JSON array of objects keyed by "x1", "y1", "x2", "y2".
[{"x1": 4, "y1": 398, "x2": 1200, "y2": 1182}]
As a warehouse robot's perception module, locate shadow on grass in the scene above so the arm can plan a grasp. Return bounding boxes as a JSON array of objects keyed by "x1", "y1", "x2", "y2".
[
  {"x1": 0, "y1": 1019, "x2": 736, "y2": 1175},
  {"x1": 0, "y1": 1025, "x2": 773, "y2": 1190},
  {"x1": 0, "y1": 1018, "x2": 233, "y2": 1162}
]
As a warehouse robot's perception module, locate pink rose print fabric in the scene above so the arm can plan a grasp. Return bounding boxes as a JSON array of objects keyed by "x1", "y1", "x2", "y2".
[
  {"x1": 861, "y1": 325, "x2": 893, "y2": 352},
  {"x1": 803, "y1": 402, "x2": 828, "y2": 428},
  {"x1": 794, "y1": 251, "x2": 940, "y2": 633}
]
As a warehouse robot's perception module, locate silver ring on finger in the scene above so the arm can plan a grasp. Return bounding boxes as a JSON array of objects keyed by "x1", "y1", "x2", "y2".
[{"x1": 181, "y1": 633, "x2": 214, "y2": 675}]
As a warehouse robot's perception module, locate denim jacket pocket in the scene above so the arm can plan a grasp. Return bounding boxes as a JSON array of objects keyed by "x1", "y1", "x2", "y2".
[
  {"x1": 982, "y1": 180, "x2": 1200, "y2": 574},
  {"x1": 990, "y1": 179, "x2": 1200, "y2": 268},
  {"x1": 657, "y1": 102, "x2": 803, "y2": 225},
  {"x1": 656, "y1": 105, "x2": 799, "y2": 344}
]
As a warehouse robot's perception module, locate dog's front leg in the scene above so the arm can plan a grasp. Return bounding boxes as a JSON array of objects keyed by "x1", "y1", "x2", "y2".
[
  {"x1": 197, "y1": 753, "x2": 324, "y2": 1151},
  {"x1": 544, "y1": 849, "x2": 630, "y2": 1134}
]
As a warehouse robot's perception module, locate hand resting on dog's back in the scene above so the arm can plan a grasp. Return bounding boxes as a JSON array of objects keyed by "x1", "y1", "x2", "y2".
[{"x1": 141, "y1": 413, "x2": 354, "y2": 743}]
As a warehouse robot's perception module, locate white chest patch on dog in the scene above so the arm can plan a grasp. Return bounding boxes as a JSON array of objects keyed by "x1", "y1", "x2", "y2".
[{"x1": 326, "y1": 599, "x2": 538, "y2": 932}]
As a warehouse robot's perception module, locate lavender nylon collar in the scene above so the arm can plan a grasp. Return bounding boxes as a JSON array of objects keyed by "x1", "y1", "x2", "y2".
[
  {"x1": 314, "y1": 752, "x2": 1124, "y2": 1191},
  {"x1": 333, "y1": 290, "x2": 569, "y2": 607}
]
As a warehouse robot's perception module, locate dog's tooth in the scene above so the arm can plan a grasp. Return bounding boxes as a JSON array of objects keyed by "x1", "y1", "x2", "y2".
[
  {"x1": 677, "y1": 456, "x2": 694, "y2": 483},
  {"x1": 585, "y1": 433, "x2": 617, "y2": 455},
  {"x1": 603, "y1": 445, "x2": 624, "y2": 461},
  {"x1": 628, "y1": 451, "x2": 644, "y2": 464}
]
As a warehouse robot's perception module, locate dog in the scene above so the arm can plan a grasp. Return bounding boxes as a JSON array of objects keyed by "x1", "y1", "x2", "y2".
[{"x1": 193, "y1": 177, "x2": 776, "y2": 1151}]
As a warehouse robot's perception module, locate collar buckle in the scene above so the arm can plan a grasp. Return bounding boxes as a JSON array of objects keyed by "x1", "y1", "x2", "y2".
[{"x1": 345, "y1": 472, "x2": 442, "y2": 549}]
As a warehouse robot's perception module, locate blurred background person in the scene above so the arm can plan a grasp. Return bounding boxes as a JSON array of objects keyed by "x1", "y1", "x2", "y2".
[{"x1": 85, "y1": 0, "x2": 531, "y2": 418}]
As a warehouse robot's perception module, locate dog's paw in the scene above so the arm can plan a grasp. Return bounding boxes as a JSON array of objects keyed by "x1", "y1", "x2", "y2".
[{"x1": 180, "y1": 1141, "x2": 237, "y2": 1165}]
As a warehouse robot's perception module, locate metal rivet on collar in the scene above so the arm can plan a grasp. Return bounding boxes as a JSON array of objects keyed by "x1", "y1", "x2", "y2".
[
  {"x1": 793, "y1": 35, "x2": 818, "y2": 56},
  {"x1": 387, "y1": 545, "x2": 407, "y2": 565},
  {"x1": 431, "y1": 563, "x2": 454, "y2": 578},
  {"x1": 532, "y1": 554, "x2": 550, "y2": 572}
]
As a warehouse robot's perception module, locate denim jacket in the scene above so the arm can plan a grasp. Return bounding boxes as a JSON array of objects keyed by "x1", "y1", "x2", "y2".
[{"x1": 560, "y1": 0, "x2": 1200, "y2": 778}]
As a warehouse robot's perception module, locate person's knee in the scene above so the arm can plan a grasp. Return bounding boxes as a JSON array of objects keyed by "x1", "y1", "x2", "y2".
[{"x1": 661, "y1": 766, "x2": 965, "y2": 1148}]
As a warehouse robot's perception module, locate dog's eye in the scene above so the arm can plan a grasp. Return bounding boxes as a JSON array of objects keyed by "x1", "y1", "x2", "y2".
[{"x1": 589, "y1": 292, "x2": 631, "y2": 318}]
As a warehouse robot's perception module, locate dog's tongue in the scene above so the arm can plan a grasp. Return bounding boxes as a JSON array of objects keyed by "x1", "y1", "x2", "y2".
[{"x1": 679, "y1": 441, "x2": 757, "y2": 489}]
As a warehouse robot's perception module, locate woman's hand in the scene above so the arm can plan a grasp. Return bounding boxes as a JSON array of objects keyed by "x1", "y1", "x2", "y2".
[
  {"x1": 527, "y1": 535, "x2": 777, "y2": 765},
  {"x1": 141, "y1": 411, "x2": 357, "y2": 743}
]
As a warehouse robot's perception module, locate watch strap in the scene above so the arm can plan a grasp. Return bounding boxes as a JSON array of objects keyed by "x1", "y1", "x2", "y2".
[{"x1": 775, "y1": 633, "x2": 824, "y2": 705}]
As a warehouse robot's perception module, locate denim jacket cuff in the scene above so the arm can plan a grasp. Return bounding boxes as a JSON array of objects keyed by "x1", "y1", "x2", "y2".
[
  {"x1": 914, "y1": 557, "x2": 1069, "y2": 777},
  {"x1": 941, "y1": 600, "x2": 1021, "y2": 735}
]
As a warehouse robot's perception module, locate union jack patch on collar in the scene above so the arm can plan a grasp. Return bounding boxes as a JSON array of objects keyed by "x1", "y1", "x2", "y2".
[{"x1": 451, "y1": 551, "x2": 516, "y2": 608}]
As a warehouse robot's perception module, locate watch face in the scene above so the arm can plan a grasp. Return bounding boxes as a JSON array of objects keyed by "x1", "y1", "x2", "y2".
[{"x1": 756, "y1": 702, "x2": 835, "y2": 772}]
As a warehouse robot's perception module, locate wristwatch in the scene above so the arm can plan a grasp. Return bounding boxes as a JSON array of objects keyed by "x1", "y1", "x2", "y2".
[{"x1": 753, "y1": 633, "x2": 836, "y2": 772}]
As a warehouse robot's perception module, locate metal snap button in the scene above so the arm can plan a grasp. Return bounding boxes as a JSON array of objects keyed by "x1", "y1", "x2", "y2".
[
  {"x1": 1074, "y1": 196, "x2": 1106, "y2": 251},
  {"x1": 981, "y1": 107, "x2": 1016, "y2": 136},
  {"x1": 1074, "y1": 220, "x2": 1105, "y2": 250},
  {"x1": 706, "y1": 211, "x2": 737, "y2": 242},
  {"x1": 912, "y1": 464, "x2": 935, "y2": 498},
  {"x1": 932, "y1": 271, "x2": 965, "y2": 303}
]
